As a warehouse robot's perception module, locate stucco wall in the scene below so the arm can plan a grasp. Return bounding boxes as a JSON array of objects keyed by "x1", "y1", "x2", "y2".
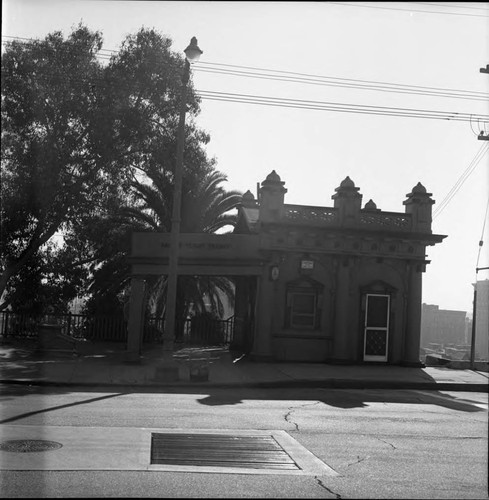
[{"x1": 252, "y1": 252, "x2": 409, "y2": 364}]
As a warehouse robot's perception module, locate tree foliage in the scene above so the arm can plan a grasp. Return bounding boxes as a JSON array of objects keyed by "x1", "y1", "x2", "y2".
[
  {"x1": 1, "y1": 25, "x2": 125, "y2": 310},
  {"x1": 130, "y1": 167, "x2": 242, "y2": 322},
  {"x1": 1, "y1": 25, "x2": 241, "y2": 318}
]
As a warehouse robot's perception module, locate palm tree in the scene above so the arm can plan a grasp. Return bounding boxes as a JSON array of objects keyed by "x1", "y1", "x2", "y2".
[{"x1": 128, "y1": 166, "x2": 243, "y2": 334}]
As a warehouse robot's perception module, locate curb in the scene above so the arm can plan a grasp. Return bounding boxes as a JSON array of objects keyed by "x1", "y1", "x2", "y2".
[{"x1": 1, "y1": 378, "x2": 487, "y2": 392}]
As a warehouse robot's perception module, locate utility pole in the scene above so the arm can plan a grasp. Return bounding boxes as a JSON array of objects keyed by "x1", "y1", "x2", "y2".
[
  {"x1": 470, "y1": 266, "x2": 489, "y2": 369},
  {"x1": 478, "y1": 64, "x2": 489, "y2": 140},
  {"x1": 471, "y1": 64, "x2": 488, "y2": 365}
]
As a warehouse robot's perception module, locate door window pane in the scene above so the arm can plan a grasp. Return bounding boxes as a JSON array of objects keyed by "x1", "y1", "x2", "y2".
[
  {"x1": 365, "y1": 329, "x2": 387, "y2": 356},
  {"x1": 366, "y1": 295, "x2": 389, "y2": 328}
]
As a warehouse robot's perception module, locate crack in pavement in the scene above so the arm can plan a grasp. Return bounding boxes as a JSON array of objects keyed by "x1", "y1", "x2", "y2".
[
  {"x1": 346, "y1": 455, "x2": 370, "y2": 468},
  {"x1": 315, "y1": 476, "x2": 342, "y2": 498},
  {"x1": 376, "y1": 437, "x2": 397, "y2": 450},
  {"x1": 284, "y1": 401, "x2": 321, "y2": 432},
  {"x1": 284, "y1": 408, "x2": 299, "y2": 432}
]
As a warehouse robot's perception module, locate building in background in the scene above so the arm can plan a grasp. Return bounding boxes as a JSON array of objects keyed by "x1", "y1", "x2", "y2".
[
  {"x1": 473, "y1": 279, "x2": 489, "y2": 361},
  {"x1": 420, "y1": 304, "x2": 468, "y2": 359}
]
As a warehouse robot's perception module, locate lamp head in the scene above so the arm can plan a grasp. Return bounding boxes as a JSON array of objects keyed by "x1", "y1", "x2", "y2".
[{"x1": 184, "y1": 37, "x2": 203, "y2": 63}]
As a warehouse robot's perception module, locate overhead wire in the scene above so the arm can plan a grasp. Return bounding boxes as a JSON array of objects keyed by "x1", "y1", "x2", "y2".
[
  {"x1": 416, "y1": 2, "x2": 489, "y2": 11},
  {"x1": 1, "y1": 35, "x2": 117, "y2": 54},
  {"x1": 2, "y1": 34, "x2": 488, "y2": 127},
  {"x1": 328, "y1": 2, "x2": 489, "y2": 18},
  {"x1": 196, "y1": 89, "x2": 488, "y2": 123},
  {"x1": 1, "y1": 36, "x2": 116, "y2": 61},
  {"x1": 4, "y1": 35, "x2": 488, "y2": 102},
  {"x1": 433, "y1": 143, "x2": 489, "y2": 219},
  {"x1": 1, "y1": 67, "x2": 487, "y2": 125},
  {"x1": 3, "y1": 31, "x2": 488, "y2": 227},
  {"x1": 194, "y1": 61, "x2": 489, "y2": 99},
  {"x1": 194, "y1": 64, "x2": 488, "y2": 102},
  {"x1": 477, "y1": 118, "x2": 488, "y2": 135},
  {"x1": 469, "y1": 115, "x2": 488, "y2": 137}
]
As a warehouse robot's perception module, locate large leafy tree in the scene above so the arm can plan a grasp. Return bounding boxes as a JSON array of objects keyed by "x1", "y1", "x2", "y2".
[
  {"x1": 1, "y1": 24, "x2": 241, "y2": 318},
  {"x1": 0, "y1": 25, "x2": 127, "y2": 311},
  {"x1": 78, "y1": 28, "x2": 236, "y2": 317}
]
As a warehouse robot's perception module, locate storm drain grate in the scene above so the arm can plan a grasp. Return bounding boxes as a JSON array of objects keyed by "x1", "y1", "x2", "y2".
[
  {"x1": 151, "y1": 433, "x2": 300, "y2": 470},
  {"x1": 0, "y1": 440, "x2": 63, "y2": 453}
]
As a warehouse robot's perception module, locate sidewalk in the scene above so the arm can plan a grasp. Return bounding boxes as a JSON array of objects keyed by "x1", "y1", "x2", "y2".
[{"x1": 0, "y1": 339, "x2": 488, "y2": 391}]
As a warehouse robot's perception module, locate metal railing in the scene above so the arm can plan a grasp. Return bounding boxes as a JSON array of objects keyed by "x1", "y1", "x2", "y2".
[{"x1": 0, "y1": 311, "x2": 234, "y2": 346}]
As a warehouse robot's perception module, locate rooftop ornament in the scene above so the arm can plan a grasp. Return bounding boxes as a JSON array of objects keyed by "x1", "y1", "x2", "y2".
[{"x1": 364, "y1": 199, "x2": 380, "y2": 211}]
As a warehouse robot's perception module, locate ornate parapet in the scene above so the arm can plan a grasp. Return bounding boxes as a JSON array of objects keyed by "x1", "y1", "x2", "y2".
[
  {"x1": 284, "y1": 205, "x2": 338, "y2": 225},
  {"x1": 237, "y1": 174, "x2": 444, "y2": 252},
  {"x1": 258, "y1": 170, "x2": 288, "y2": 223},
  {"x1": 359, "y1": 211, "x2": 412, "y2": 232},
  {"x1": 332, "y1": 176, "x2": 363, "y2": 226},
  {"x1": 403, "y1": 182, "x2": 435, "y2": 233}
]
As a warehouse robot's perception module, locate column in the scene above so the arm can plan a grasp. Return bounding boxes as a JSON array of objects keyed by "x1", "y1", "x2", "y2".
[
  {"x1": 404, "y1": 262, "x2": 423, "y2": 366},
  {"x1": 125, "y1": 276, "x2": 146, "y2": 363},
  {"x1": 251, "y1": 272, "x2": 274, "y2": 360},
  {"x1": 333, "y1": 258, "x2": 351, "y2": 361},
  {"x1": 231, "y1": 276, "x2": 247, "y2": 352}
]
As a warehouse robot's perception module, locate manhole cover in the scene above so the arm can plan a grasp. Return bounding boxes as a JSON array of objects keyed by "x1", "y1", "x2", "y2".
[
  {"x1": 151, "y1": 432, "x2": 299, "y2": 470},
  {"x1": 0, "y1": 440, "x2": 63, "y2": 453}
]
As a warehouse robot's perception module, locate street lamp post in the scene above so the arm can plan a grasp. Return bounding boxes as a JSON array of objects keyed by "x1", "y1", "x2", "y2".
[{"x1": 163, "y1": 37, "x2": 203, "y2": 354}]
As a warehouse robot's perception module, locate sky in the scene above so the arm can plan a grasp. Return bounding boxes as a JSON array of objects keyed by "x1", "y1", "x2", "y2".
[{"x1": 3, "y1": 0, "x2": 489, "y2": 314}]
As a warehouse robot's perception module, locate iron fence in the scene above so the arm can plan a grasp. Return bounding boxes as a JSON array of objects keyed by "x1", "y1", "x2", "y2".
[{"x1": 0, "y1": 311, "x2": 234, "y2": 346}]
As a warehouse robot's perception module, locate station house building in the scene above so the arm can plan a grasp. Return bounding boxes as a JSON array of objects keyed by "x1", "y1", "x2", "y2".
[{"x1": 127, "y1": 170, "x2": 446, "y2": 366}]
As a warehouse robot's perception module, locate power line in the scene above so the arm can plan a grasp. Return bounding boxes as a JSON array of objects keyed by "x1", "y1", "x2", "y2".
[
  {"x1": 433, "y1": 143, "x2": 489, "y2": 219},
  {"x1": 196, "y1": 61, "x2": 488, "y2": 99},
  {"x1": 328, "y1": 2, "x2": 489, "y2": 18},
  {"x1": 196, "y1": 89, "x2": 489, "y2": 123},
  {"x1": 470, "y1": 113, "x2": 485, "y2": 139},
  {"x1": 1, "y1": 36, "x2": 115, "y2": 63},
  {"x1": 4, "y1": 35, "x2": 488, "y2": 101},
  {"x1": 1, "y1": 35, "x2": 117, "y2": 56},
  {"x1": 194, "y1": 64, "x2": 489, "y2": 102},
  {"x1": 416, "y1": 3, "x2": 489, "y2": 12},
  {"x1": 3, "y1": 68, "x2": 487, "y2": 127},
  {"x1": 435, "y1": 143, "x2": 489, "y2": 216},
  {"x1": 3, "y1": 35, "x2": 488, "y2": 126}
]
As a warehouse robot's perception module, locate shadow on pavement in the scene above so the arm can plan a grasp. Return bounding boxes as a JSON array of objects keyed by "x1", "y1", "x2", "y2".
[
  {"x1": 0, "y1": 391, "x2": 125, "y2": 424},
  {"x1": 193, "y1": 386, "x2": 485, "y2": 412},
  {"x1": 0, "y1": 382, "x2": 485, "y2": 419},
  {"x1": 1, "y1": 339, "x2": 486, "y2": 416}
]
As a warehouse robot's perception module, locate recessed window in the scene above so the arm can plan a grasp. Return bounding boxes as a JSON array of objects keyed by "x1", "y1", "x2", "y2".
[
  {"x1": 290, "y1": 293, "x2": 316, "y2": 328},
  {"x1": 285, "y1": 277, "x2": 323, "y2": 330}
]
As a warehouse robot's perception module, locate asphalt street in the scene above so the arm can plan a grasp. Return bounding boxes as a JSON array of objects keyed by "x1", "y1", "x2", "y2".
[{"x1": 0, "y1": 384, "x2": 487, "y2": 498}]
